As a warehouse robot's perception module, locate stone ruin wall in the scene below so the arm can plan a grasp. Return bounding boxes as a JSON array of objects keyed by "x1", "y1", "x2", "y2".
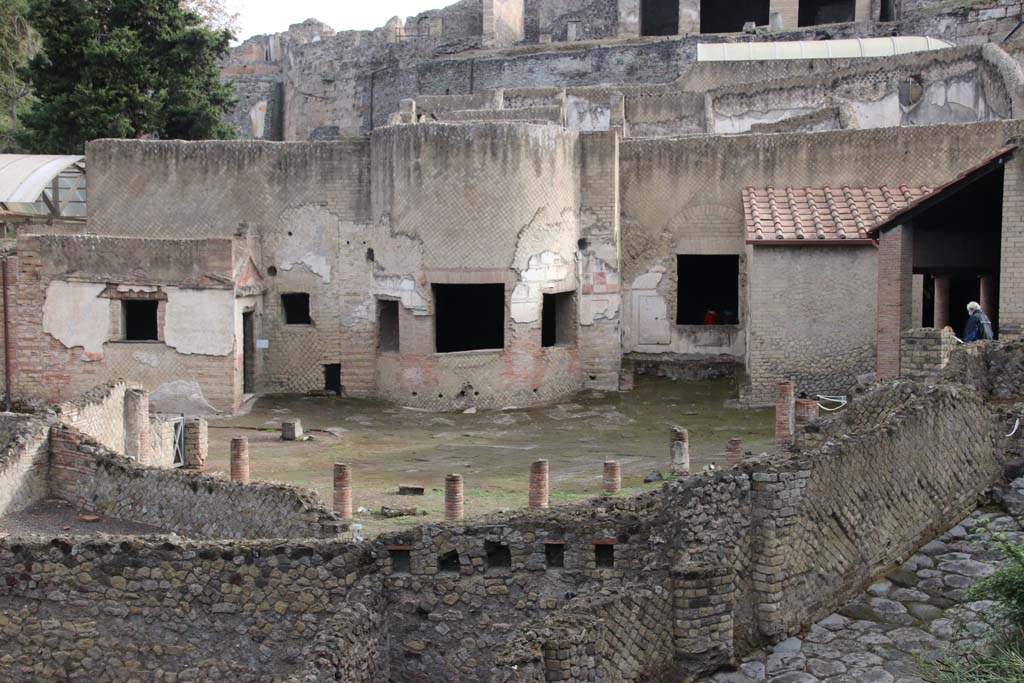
[
  {"x1": 221, "y1": 0, "x2": 1024, "y2": 141},
  {"x1": 0, "y1": 416, "x2": 49, "y2": 517},
  {"x1": 2, "y1": 342, "x2": 1019, "y2": 681}
]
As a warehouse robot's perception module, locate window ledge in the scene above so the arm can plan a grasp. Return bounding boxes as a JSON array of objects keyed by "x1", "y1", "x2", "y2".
[
  {"x1": 435, "y1": 348, "x2": 504, "y2": 357},
  {"x1": 674, "y1": 323, "x2": 742, "y2": 330},
  {"x1": 110, "y1": 339, "x2": 162, "y2": 344}
]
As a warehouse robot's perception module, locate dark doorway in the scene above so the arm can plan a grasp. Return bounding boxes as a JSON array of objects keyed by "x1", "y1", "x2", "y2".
[
  {"x1": 437, "y1": 550, "x2": 460, "y2": 573},
  {"x1": 700, "y1": 0, "x2": 769, "y2": 33},
  {"x1": 323, "y1": 363, "x2": 342, "y2": 395},
  {"x1": 880, "y1": 0, "x2": 895, "y2": 21},
  {"x1": 545, "y1": 542, "x2": 565, "y2": 569},
  {"x1": 799, "y1": 0, "x2": 855, "y2": 26},
  {"x1": 641, "y1": 0, "x2": 679, "y2": 36},
  {"x1": 123, "y1": 300, "x2": 159, "y2": 341},
  {"x1": 485, "y1": 541, "x2": 512, "y2": 568},
  {"x1": 677, "y1": 255, "x2": 740, "y2": 325},
  {"x1": 433, "y1": 284, "x2": 505, "y2": 353},
  {"x1": 594, "y1": 543, "x2": 615, "y2": 568},
  {"x1": 912, "y1": 166, "x2": 1003, "y2": 337},
  {"x1": 242, "y1": 311, "x2": 255, "y2": 394},
  {"x1": 378, "y1": 299, "x2": 399, "y2": 352},
  {"x1": 542, "y1": 292, "x2": 576, "y2": 347}
]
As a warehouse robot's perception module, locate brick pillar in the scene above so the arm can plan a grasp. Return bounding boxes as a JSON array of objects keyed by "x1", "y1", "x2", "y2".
[
  {"x1": 980, "y1": 274, "x2": 995, "y2": 322},
  {"x1": 183, "y1": 417, "x2": 208, "y2": 469},
  {"x1": 230, "y1": 437, "x2": 250, "y2": 484},
  {"x1": 933, "y1": 274, "x2": 950, "y2": 330},
  {"x1": 333, "y1": 463, "x2": 352, "y2": 521},
  {"x1": 774, "y1": 381, "x2": 795, "y2": 450},
  {"x1": 123, "y1": 389, "x2": 150, "y2": 464},
  {"x1": 445, "y1": 474, "x2": 464, "y2": 522},
  {"x1": 529, "y1": 459, "x2": 549, "y2": 510},
  {"x1": 795, "y1": 399, "x2": 820, "y2": 432},
  {"x1": 670, "y1": 427, "x2": 690, "y2": 475},
  {"x1": 876, "y1": 224, "x2": 914, "y2": 378},
  {"x1": 725, "y1": 439, "x2": 744, "y2": 466},
  {"x1": 912, "y1": 274, "x2": 924, "y2": 328},
  {"x1": 603, "y1": 460, "x2": 621, "y2": 493}
]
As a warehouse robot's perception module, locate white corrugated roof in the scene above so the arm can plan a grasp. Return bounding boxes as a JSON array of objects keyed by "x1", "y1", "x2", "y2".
[
  {"x1": 697, "y1": 36, "x2": 954, "y2": 62},
  {"x1": 0, "y1": 155, "x2": 84, "y2": 204}
]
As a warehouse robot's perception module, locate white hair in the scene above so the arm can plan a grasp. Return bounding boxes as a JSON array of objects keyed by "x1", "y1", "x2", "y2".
[{"x1": 967, "y1": 301, "x2": 981, "y2": 313}]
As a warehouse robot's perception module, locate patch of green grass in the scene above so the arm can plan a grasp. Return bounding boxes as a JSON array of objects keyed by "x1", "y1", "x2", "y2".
[{"x1": 919, "y1": 633, "x2": 1024, "y2": 683}]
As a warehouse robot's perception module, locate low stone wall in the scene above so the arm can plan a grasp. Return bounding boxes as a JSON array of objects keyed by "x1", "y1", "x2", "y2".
[
  {"x1": 49, "y1": 425, "x2": 345, "y2": 539},
  {"x1": 901, "y1": 327, "x2": 957, "y2": 382},
  {"x1": 747, "y1": 381, "x2": 1004, "y2": 639},
  {"x1": 0, "y1": 536, "x2": 372, "y2": 683},
  {"x1": 0, "y1": 415, "x2": 50, "y2": 516},
  {"x1": 54, "y1": 380, "x2": 134, "y2": 453}
]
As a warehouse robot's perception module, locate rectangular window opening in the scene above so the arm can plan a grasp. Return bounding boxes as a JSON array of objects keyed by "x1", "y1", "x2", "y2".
[
  {"x1": 437, "y1": 549, "x2": 460, "y2": 573},
  {"x1": 485, "y1": 540, "x2": 512, "y2": 568},
  {"x1": 545, "y1": 542, "x2": 565, "y2": 569},
  {"x1": 880, "y1": 0, "x2": 895, "y2": 21},
  {"x1": 799, "y1": 0, "x2": 855, "y2": 26},
  {"x1": 641, "y1": 0, "x2": 679, "y2": 36},
  {"x1": 378, "y1": 299, "x2": 400, "y2": 352},
  {"x1": 281, "y1": 293, "x2": 312, "y2": 325},
  {"x1": 433, "y1": 284, "x2": 505, "y2": 353},
  {"x1": 542, "y1": 292, "x2": 576, "y2": 348},
  {"x1": 677, "y1": 255, "x2": 740, "y2": 325},
  {"x1": 122, "y1": 300, "x2": 159, "y2": 341},
  {"x1": 324, "y1": 364, "x2": 342, "y2": 395},
  {"x1": 700, "y1": 0, "x2": 769, "y2": 33},
  {"x1": 594, "y1": 543, "x2": 614, "y2": 569},
  {"x1": 388, "y1": 548, "x2": 411, "y2": 574}
]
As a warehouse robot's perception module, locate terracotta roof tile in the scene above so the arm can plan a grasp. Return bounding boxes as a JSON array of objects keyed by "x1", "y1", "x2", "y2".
[{"x1": 743, "y1": 184, "x2": 933, "y2": 243}]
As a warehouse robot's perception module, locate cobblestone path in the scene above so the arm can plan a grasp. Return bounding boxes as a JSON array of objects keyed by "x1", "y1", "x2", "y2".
[{"x1": 701, "y1": 509, "x2": 1021, "y2": 683}]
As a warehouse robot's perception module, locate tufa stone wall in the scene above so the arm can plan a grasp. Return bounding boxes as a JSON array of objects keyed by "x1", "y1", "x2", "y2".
[
  {"x1": 900, "y1": 326, "x2": 958, "y2": 381},
  {"x1": 48, "y1": 425, "x2": 345, "y2": 540},
  {"x1": 0, "y1": 415, "x2": 50, "y2": 516}
]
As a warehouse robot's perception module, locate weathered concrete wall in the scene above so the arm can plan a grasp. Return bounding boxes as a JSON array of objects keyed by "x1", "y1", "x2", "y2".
[{"x1": 48, "y1": 425, "x2": 345, "y2": 540}]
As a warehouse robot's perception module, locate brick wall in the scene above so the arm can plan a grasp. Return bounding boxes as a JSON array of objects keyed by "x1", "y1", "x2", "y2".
[{"x1": 1001, "y1": 152, "x2": 1024, "y2": 338}]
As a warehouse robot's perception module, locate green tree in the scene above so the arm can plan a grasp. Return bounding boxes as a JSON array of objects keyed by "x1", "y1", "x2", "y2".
[
  {"x1": 0, "y1": 0, "x2": 37, "y2": 151},
  {"x1": 20, "y1": 0, "x2": 235, "y2": 154}
]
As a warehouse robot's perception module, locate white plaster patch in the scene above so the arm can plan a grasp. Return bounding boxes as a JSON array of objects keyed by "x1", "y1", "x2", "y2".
[
  {"x1": 580, "y1": 295, "x2": 621, "y2": 325},
  {"x1": 163, "y1": 288, "x2": 235, "y2": 356},
  {"x1": 511, "y1": 251, "x2": 574, "y2": 324},
  {"x1": 850, "y1": 92, "x2": 901, "y2": 129},
  {"x1": 373, "y1": 275, "x2": 428, "y2": 315},
  {"x1": 566, "y1": 95, "x2": 611, "y2": 132},
  {"x1": 632, "y1": 271, "x2": 664, "y2": 290},
  {"x1": 249, "y1": 100, "x2": 268, "y2": 138},
  {"x1": 117, "y1": 285, "x2": 158, "y2": 293},
  {"x1": 42, "y1": 281, "x2": 109, "y2": 359},
  {"x1": 132, "y1": 351, "x2": 161, "y2": 368},
  {"x1": 270, "y1": 204, "x2": 336, "y2": 283}
]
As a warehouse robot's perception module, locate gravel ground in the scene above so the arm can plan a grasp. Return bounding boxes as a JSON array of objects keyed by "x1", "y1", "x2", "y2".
[{"x1": 0, "y1": 500, "x2": 169, "y2": 538}]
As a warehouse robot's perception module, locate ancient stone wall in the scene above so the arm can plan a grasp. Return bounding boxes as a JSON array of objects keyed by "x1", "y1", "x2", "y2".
[
  {"x1": 0, "y1": 415, "x2": 50, "y2": 516},
  {"x1": 0, "y1": 536, "x2": 373, "y2": 683},
  {"x1": 900, "y1": 326, "x2": 958, "y2": 381},
  {"x1": 48, "y1": 425, "x2": 345, "y2": 539},
  {"x1": 53, "y1": 380, "x2": 134, "y2": 454},
  {"x1": 747, "y1": 381, "x2": 1005, "y2": 639}
]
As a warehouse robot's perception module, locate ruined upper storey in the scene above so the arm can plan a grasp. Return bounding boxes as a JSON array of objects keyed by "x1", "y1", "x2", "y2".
[{"x1": 222, "y1": 0, "x2": 1024, "y2": 140}]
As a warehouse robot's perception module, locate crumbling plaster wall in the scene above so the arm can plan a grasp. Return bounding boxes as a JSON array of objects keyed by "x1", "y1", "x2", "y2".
[
  {"x1": 619, "y1": 119, "x2": 1024, "y2": 402},
  {"x1": 86, "y1": 139, "x2": 376, "y2": 398},
  {"x1": 370, "y1": 122, "x2": 590, "y2": 409},
  {"x1": 0, "y1": 415, "x2": 50, "y2": 516},
  {"x1": 9, "y1": 235, "x2": 242, "y2": 413}
]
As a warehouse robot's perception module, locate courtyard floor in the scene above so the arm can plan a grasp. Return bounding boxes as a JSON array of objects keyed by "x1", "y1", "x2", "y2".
[{"x1": 205, "y1": 376, "x2": 776, "y2": 536}]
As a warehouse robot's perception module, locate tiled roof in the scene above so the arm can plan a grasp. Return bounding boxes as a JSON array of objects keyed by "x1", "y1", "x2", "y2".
[{"x1": 743, "y1": 185, "x2": 933, "y2": 242}]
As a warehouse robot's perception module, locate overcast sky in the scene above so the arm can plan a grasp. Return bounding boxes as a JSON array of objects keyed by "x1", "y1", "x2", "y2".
[{"x1": 229, "y1": 1, "x2": 445, "y2": 41}]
